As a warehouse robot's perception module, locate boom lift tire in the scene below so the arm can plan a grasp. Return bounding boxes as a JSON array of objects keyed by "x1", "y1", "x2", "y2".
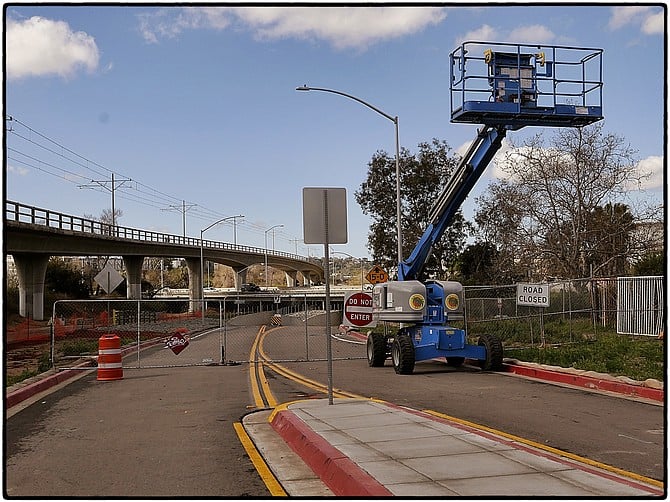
[
  {"x1": 477, "y1": 333, "x2": 503, "y2": 371},
  {"x1": 392, "y1": 333, "x2": 415, "y2": 375},
  {"x1": 366, "y1": 332, "x2": 387, "y2": 367}
]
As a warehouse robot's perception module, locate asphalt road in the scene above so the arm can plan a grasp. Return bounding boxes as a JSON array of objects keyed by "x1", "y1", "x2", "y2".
[
  {"x1": 5, "y1": 324, "x2": 665, "y2": 497},
  {"x1": 5, "y1": 327, "x2": 273, "y2": 497}
]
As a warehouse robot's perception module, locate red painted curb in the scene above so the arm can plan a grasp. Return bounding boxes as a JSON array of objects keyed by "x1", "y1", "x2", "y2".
[
  {"x1": 503, "y1": 363, "x2": 664, "y2": 402},
  {"x1": 353, "y1": 331, "x2": 663, "y2": 403},
  {"x1": 6, "y1": 338, "x2": 165, "y2": 410},
  {"x1": 270, "y1": 409, "x2": 392, "y2": 497},
  {"x1": 5, "y1": 361, "x2": 95, "y2": 409}
]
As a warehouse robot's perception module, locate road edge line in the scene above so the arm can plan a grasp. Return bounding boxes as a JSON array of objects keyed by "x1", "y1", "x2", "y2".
[
  {"x1": 420, "y1": 408, "x2": 664, "y2": 491},
  {"x1": 233, "y1": 421, "x2": 287, "y2": 496}
]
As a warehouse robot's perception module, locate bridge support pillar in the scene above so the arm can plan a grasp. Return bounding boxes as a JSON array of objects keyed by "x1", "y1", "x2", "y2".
[
  {"x1": 185, "y1": 257, "x2": 202, "y2": 312},
  {"x1": 301, "y1": 269, "x2": 315, "y2": 286},
  {"x1": 232, "y1": 267, "x2": 248, "y2": 291},
  {"x1": 13, "y1": 253, "x2": 50, "y2": 321},
  {"x1": 122, "y1": 255, "x2": 144, "y2": 300},
  {"x1": 285, "y1": 270, "x2": 299, "y2": 287}
]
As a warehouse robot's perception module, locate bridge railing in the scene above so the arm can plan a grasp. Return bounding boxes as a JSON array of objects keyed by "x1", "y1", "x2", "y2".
[{"x1": 5, "y1": 200, "x2": 311, "y2": 262}]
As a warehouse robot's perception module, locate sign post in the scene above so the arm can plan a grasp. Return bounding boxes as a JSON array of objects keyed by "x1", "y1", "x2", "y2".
[{"x1": 303, "y1": 187, "x2": 347, "y2": 405}]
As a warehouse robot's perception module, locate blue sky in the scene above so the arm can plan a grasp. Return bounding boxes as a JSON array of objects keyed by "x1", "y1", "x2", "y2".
[{"x1": 5, "y1": 4, "x2": 665, "y2": 260}]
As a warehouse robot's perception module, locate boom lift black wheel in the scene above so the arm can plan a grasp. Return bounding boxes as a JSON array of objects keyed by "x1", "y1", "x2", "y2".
[
  {"x1": 477, "y1": 333, "x2": 503, "y2": 371},
  {"x1": 366, "y1": 332, "x2": 387, "y2": 367},
  {"x1": 391, "y1": 333, "x2": 415, "y2": 374}
]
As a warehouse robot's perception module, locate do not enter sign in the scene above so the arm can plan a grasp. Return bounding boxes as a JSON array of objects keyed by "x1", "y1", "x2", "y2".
[{"x1": 343, "y1": 291, "x2": 376, "y2": 328}]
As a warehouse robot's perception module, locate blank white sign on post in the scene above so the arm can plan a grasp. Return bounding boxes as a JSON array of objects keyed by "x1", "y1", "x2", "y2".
[{"x1": 302, "y1": 187, "x2": 348, "y2": 244}]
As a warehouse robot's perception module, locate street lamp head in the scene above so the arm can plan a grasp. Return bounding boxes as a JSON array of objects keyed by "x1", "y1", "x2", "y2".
[
  {"x1": 296, "y1": 85, "x2": 311, "y2": 91},
  {"x1": 265, "y1": 223, "x2": 284, "y2": 235}
]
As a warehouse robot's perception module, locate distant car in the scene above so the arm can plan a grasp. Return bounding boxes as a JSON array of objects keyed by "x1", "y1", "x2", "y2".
[{"x1": 241, "y1": 283, "x2": 261, "y2": 292}]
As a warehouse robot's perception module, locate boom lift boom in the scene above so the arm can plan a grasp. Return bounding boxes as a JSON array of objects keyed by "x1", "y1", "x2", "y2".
[{"x1": 367, "y1": 41, "x2": 603, "y2": 374}]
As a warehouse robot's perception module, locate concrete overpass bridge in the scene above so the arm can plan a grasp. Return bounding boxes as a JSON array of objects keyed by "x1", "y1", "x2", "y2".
[{"x1": 4, "y1": 201, "x2": 324, "y2": 320}]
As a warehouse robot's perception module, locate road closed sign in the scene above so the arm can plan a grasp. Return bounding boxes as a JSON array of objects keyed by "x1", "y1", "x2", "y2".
[
  {"x1": 343, "y1": 291, "x2": 376, "y2": 328},
  {"x1": 516, "y1": 283, "x2": 550, "y2": 307}
]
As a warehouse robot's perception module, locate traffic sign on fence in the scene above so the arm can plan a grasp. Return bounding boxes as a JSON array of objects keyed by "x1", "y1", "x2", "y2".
[
  {"x1": 343, "y1": 291, "x2": 376, "y2": 328},
  {"x1": 516, "y1": 283, "x2": 550, "y2": 307}
]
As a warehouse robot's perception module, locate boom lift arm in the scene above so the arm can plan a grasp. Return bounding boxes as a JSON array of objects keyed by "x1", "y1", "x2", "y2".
[{"x1": 398, "y1": 125, "x2": 507, "y2": 281}]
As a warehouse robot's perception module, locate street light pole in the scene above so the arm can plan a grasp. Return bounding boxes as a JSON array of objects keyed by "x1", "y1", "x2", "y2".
[
  {"x1": 200, "y1": 214, "x2": 244, "y2": 320},
  {"x1": 296, "y1": 85, "x2": 403, "y2": 265},
  {"x1": 264, "y1": 224, "x2": 284, "y2": 288}
]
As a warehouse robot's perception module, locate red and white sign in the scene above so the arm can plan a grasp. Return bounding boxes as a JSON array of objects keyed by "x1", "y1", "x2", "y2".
[
  {"x1": 343, "y1": 291, "x2": 376, "y2": 328},
  {"x1": 165, "y1": 332, "x2": 190, "y2": 355}
]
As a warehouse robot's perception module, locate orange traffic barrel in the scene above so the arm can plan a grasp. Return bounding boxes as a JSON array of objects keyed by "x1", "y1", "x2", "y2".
[{"x1": 97, "y1": 334, "x2": 123, "y2": 381}]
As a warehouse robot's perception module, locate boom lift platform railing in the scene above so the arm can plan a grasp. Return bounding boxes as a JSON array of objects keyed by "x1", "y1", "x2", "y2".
[
  {"x1": 368, "y1": 41, "x2": 604, "y2": 374},
  {"x1": 450, "y1": 41, "x2": 603, "y2": 129}
]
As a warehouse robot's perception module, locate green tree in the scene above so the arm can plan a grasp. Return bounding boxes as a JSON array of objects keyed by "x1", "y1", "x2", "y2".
[
  {"x1": 355, "y1": 139, "x2": 466, "y2": 279},
  {"x1": 474, "y1": 123, "x2": 647, "y2": 279},
  {"x1": 583, "y1": 203, "x2": 635, "y2": 277},
  {"x1": 45, "y1": 258, "x2": 90, "y2": 298},
  {"x1": 455, "y1": 242, "x2": 500, "y2": 285},
  {"x1": 632, "y1": 252, "x2": 664, "y2": 276}
]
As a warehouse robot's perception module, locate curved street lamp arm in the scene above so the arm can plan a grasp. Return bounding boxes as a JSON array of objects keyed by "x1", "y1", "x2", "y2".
[
  {"x1": 296, "y1": 84, "x2": 403, "y2": 264},
  {"x1": 202, "y1": 214, "x2": 245, "y2": 235},
  {"x1": 296, "y1": 86, "x2": 397, "y2": 124}
]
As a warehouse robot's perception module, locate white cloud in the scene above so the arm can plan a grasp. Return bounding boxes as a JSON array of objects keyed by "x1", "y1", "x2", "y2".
[
  {"x1": 508, "y1": 25, "x2": 556, "y2": 44},
  {"x1": 486, "y1": 146, "x2": 663, "y2": 193},
  {"x1": 8, "y1": 164, "x2": 29, "y2": 176},
  {"x1": 456, "y1": 23, "x2": 555, "y2": 47},
  {"x1": 642, "y1": 12, "x2": 664, "y2": 35},
  {"x1": 458, "y1": 24, "x2": 499, "y2": 45},
  {"x1": 634, "y1": 155, "x2": 664, "y2": 190},
  {"x1": 138, "y1": 7, "x2": 232, "y2": 43},
  {"x1": 138, "y1": 6, "x2": 447, "y2": 49},
  {"x1": 609, "y1": 6, "x2": 664, "y2": 35},
  {"x1": 6, "y1": 16, "x2": 100, "y2": 80},
  {"x1": 456, "y1": 138, "x2": 511, "y2": 180}
]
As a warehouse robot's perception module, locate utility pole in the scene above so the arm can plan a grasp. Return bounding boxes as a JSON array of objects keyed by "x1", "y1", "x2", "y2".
[
  {"x1": 289, "y1": 238, "x2": 301, "y2": 255},
  {"x1": 162, "y1": 200, "x2": 197, "y2": 237},
  {"x1": 79, "y1": 173, "x2": 132, "y2": 231}
]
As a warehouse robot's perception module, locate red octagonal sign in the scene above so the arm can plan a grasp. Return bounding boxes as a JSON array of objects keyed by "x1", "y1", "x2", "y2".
[{"x1": 344, "y1": 292, "x2": 374, "y2": 328}]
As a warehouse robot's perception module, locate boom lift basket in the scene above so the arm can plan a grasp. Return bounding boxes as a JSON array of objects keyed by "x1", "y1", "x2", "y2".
[{"x1": 450, "y1": 41, "x2": 603, "y2": 129}]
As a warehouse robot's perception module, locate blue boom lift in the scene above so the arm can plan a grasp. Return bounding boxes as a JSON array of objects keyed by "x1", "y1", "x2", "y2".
[{"x1": 368, "y1": 41, "x2": 604, "y2": 374}]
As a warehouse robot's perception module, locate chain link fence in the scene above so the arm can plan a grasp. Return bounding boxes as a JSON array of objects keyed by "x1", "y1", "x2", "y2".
[
  {"x1": 463, "y1": 276, "x2": 664, "y2": 349},
  {"x1": 8, "y1": 277, "x2": 663, "y2": 378},
  {"x1": 49, "y1": 294, "x2": 357, "y2": 370}
]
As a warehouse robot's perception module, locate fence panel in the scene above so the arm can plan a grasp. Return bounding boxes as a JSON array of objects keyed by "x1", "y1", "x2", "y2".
[
  {"x1": 50, "y1": 294, "x2": 358, "y2": 370},
  {"x1": 464, "y1": 279, "x2": 602, "y2": 347},
  {"x1": 463, "y1": 277, "x2": 665, "y2": 348},
  {"x1": 616, "y1": 276, "x2": 664, "y2": 336},
  {"x1": 52, "y1": 299, "x2": 222, "y2": 369}
]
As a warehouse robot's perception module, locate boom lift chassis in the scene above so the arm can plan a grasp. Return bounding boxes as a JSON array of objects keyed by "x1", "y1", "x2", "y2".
[{"x1": 368, "y1": 41, "x2": 603, "y2": 374}]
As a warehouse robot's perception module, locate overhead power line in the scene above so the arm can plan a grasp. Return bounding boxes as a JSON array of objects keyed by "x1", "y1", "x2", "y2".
[{"x1": 5, "y1": 115, "x2": 296, "y2": 248}]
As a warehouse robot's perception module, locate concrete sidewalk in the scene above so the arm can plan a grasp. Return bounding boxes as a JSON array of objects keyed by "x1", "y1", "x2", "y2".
[{"x1": 244, "y1": 398, "x2": 664, "y2": 497}]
